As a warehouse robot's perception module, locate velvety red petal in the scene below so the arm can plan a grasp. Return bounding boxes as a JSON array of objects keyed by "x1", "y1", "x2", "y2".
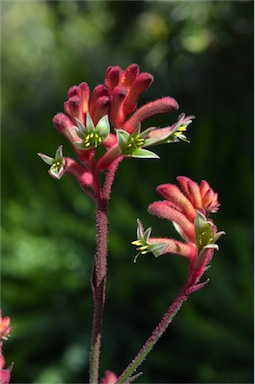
[
  {"x1": 156, "y1": 184, "x2": 197, "y2": 221},
  {"x1": 150, "y1": 238, "x2": 197, "y2": 259},
  {"x1": 123, "y1": 97, "x2": 179, "y2": 134},
  {"x1": 148, "y1": 201, "x2": 195, "y2": 242},
  {"x1": 122, "y1": 64, "x2": 140, "y2": 87}
]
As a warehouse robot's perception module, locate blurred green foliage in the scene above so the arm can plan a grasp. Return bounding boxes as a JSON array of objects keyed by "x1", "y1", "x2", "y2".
[{"x1": 1, "y1": 1, "x2": 253, "y2": 383}]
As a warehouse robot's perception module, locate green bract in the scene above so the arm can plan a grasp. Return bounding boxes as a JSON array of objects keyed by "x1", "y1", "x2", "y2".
[
  {"x1": 194, "y1": 211, "x2": 225, "y2": 254},
  {"x1": 132, "y1": 219, "x2": 167, "y2": 262},
  {"x1": 74, "y1": 113, "x2": 110, "y2": 150},
  {"x1": 38, "y1": 145, "x2": 65, "y2": 179}
]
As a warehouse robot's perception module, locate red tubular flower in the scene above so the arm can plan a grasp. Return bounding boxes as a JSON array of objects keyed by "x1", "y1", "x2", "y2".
[
  {"x1": 122, "y1": 63, "x2": 139, "y2": 87},
  {"x1": 89, "y1": 85, "x2": 110, "y2": 121},
  {"x1": 53, "y1": 113, "x2": 79, "y2": 144},
  {"x1": 93, "y1": 96, "x2": 111, "y2": 126},
  {"x1": 78, "y1": 82, "x2": 90, "y2": 115},
  {"x1": 104, "y1": 66, "x2": 124, "y2": 91},
  {"x1": 122, "y1": 72, "x2": 154, "y2": 117},
  {"x1": 123, "y1": 97, "x2": 179, "y2": 134},
  {"x1": 110, "y1": 86, "x2": 127, "y2": 128}
]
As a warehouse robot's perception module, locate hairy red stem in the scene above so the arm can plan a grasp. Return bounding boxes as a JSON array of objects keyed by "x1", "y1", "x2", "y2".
[
  {"x1": 117, "y1": 277, "x2": 206, "y2": 383},
  {"x1": 89, "y1": 196, "x2": 109, "y2": 384}
]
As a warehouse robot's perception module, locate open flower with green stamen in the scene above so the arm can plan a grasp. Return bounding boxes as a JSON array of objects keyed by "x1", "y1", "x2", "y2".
[
  {"x1": 147, "y1": 113, "x2": 194, "y2": 145},
  {"x1": 132, "y1": 219, "x2": 168, "y2": 262},
  {"x1": 116, "y1": 124, "x2": 160, "y2": 158},
  {"x1": 38, "y1": 145, "x2": 65, "y2": 179},
  {"x1": 193, "y1": 211, "x2": 225, "y2": 272},
  {"x1": 114, "y1": 114, "x2": 194, "y2": 160},
  {"x1": 74, "y1": 113, "x2": 110, "y2": 150}
]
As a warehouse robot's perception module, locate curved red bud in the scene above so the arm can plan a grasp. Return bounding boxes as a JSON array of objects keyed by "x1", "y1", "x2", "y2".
[
  {"x1": 177, "y1": 176, "x2": 220, "y2": 215},
  {"x1": 156, "y1": 184, "x2": 197, "y2": 221},
  {"x1": 65, "y1": 96, "x2": 83, "y2": 122},
  {"x1": 148, "y1": 201, "x2": 195, "y2": 243},
  {"x1": 104, "y1": 65, "x2": 123, "y2": 91},
  {"x1": 122, "y1": 72, "x2": 154, "y2": 116},
  {"x1": 123, "y1": 97, "x2": 179, "y2": 134},
  {"x1": 122, "y1": 63, "x2": 140, "y2": 87},
  {"x1": 110, "y1": 86, "x2": 127, "y2": 128},
  {"x1": 200, "y1": 180, "x2": 220, "y2": 213},
  {"x1": 93, "y1": 96, "x2": 111, "y2": 126},
  {"x1": 78, "y1": 82, "x2": 90, "y2": 115},
  {"x1": 53, "y1": 113, "x2": 73, "y2": 133},
  {"x1": 53, "y1": 113, "x2": 78, "y2": 144},
  {"x1": 67, "y1": 85, "x2": 78, "y2": 98},
  {"x1": 177, "y1": 176, "x2": 202, "y2": 210},
  {"x1": 89, "y1": 85, "x2": 109, "y2": 118}
]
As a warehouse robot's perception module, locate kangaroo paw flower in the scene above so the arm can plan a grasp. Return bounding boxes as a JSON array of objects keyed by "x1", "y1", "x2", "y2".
[
  {"x1": 132, "y1": 219, "x2": 168, "y2": 262},
  {"x1": 74, "y1": 113, "x2": 110, "y2": 150},
  {"x1": 134, "y1": 178, "x2": 225, "y2": 284}
]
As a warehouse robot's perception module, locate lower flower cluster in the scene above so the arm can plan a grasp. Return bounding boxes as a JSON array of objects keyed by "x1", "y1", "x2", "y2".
[{"x1": 133, "y1": 177, "x2": 225, "y2": 286}]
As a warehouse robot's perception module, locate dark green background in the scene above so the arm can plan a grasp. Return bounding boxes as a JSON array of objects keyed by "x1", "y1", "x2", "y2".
[{"x1": 1, "y1": 1, "x2": 253, "y2": 383}]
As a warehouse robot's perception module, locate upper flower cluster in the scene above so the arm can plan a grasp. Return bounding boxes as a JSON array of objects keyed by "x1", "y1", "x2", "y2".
[
  {"x1": 39, "y1": 64, "x2": 194, "y2": 181},
  {"x1": 133, "y1": 177, "x2": 224, "y2": 285}
]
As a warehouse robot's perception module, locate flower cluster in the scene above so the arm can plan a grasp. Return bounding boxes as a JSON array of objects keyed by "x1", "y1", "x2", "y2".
[
  {"x1": 0, "y1": 312, "x2": 13, "y2": 384},
  {"x1": 38, "y1": 64, "x2": 194, "y2": 190},
  {"x1": 133, "y1": 177, "x2": 224, "y2": 285}
]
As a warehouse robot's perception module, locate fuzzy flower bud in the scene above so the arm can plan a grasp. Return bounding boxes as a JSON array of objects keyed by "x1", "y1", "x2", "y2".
[
  {"x1": 122, "y1": 72, "x2": 154, "y2": 116},
  {"x1": 123, "y1": 97, "x2": 179, "y2": 134},
  {"x1": 104, "y1": 66, "x2": 124, "y2": 91}
]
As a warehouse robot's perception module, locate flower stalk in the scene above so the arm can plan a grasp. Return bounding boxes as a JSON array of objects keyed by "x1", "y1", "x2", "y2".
[
  {"x1": 123, "y1": 177, "x2": 224, "y2": 382},
  {"x1": 117, "y1": 278, "x2": 200, "y2": 384},
  {"x1": 90, "y1": 195, "x2": 109, "y2": 384}
]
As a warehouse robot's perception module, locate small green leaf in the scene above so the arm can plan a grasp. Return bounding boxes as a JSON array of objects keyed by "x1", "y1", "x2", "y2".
[
  {"x1": 86, "y1": 112, "x2": 95, "y2": 131},
  {"x1": 151, "y1": 243, "x2": 168, "y2": 257},
  {"x1": 55, "y1": 145, "x2": 63, "y2": 160},
  {"x1": 75, "y1": 128, "x2": 86, "y2": 140},
  {"x1": 116, "y1": 129, "x2": 131, "y2": 149},
  {"x1": 95, "y1": 115, "x2": 110, "y2": 137},
  {"x1": 38, "y1": 153, "x2": 54, "y2": 165},
  {"x1": 131, "y1": 148, "x2": 159, "y2": 159},
  {"x1": 75, "y1": 118, "x2": 87, "y2": 135},
  {"x1": 143, "y1": 227, "x2": 152, "y2": 242},
  {"x1": 74, "y1": 141, "x2": 88, "y2": 150}
]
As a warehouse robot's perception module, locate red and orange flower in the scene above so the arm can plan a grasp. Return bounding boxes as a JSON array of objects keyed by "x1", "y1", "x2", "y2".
[{"x1": 132, "y1": 177, "x2": 225, "y2": 285}]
